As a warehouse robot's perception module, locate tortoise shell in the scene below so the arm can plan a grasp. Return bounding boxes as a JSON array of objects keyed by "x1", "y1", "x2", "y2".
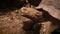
[{"x1": 36, "y1": 0, "x2": 60, "y2": 20}]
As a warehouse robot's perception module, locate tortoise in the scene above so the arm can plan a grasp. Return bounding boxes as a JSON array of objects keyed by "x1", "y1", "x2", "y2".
[
  {"x1": 36, "y1": 0, "x2": 60, "y2": 20},
  {"x1": 21, "y1": 0, "x2": 60, "y2": 34}
]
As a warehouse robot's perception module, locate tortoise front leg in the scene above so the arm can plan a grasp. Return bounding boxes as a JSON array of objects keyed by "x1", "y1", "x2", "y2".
[{"x1": 40, "y1": 21, "x2": 58, "y2": 34}]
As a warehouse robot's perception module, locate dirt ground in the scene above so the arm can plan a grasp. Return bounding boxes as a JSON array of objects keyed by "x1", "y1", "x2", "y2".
[{"x1": 0, "y1": 7, "x2": 42, "y2": 34}]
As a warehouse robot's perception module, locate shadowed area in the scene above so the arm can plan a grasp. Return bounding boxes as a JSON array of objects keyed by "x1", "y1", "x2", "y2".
[
  {"x1": 28, "y1": 0, "x2": 41, "y2": 7},
  {"x1": 0, "y1": 0, "x2": 24, "y2": 9},
  {"x1": 0, "y1": 0, "x2": 28, "y2": 15}
]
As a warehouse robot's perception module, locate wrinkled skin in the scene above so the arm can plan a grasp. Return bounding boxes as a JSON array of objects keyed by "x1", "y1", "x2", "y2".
[{"x1": 21, "y1": 7, "x2": 60, "y2": 34}]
